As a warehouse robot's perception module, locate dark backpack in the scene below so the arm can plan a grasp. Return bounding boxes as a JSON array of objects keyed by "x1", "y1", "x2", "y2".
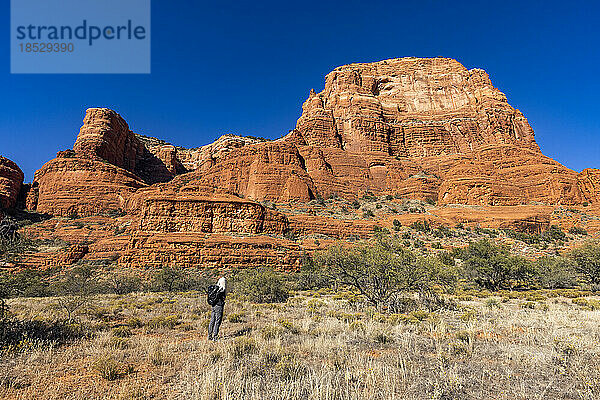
[{"x1": 207, "y1": 285, "x2": 220, "y2": 306}]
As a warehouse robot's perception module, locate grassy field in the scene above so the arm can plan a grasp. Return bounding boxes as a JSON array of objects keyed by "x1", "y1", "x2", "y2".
[{"x1": 1, "y1": 289, "x2": 600, "y2": 400}]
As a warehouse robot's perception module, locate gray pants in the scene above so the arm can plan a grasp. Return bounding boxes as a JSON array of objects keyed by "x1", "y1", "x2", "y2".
[{"x1": 208, "y1": 304, "x2": 224, "y2": 339}]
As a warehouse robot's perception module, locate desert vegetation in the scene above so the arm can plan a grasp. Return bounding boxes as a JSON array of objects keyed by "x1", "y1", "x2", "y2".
[{"x1": 1, "y1": 231, "x2": 600, "y2": 399}]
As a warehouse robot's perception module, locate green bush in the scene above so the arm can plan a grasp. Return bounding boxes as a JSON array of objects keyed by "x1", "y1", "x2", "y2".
[
  {"x1": 363, "y1": 209, "x2": 375, "y2": 218},
  {"x1": 151, "y1": 266, "x2": 185, "y2": 292},
  {"x1": 410, "y1": 220, "x2": 431, "y2": 233},
  {"x1": 0, "y1": 318, "x2": 90, "y2": 354},
  {"x1": 568, "y1": 243, "x2": 600, "y2": 285},
  {"x1": 569, "y1": 226, "x2": 588, "y2": 236},
  {"x1": 151, "y1": 266, "x2": 216, "y2": 292},
  {"x1": 233, "y1": 267, "x2": 289, "y2": 303},
  {"x1": 103, "y1": 272, "x2": 142, "y2": 295},
  {"x1": 111, "y1": 326, "x2": 132, "y2": 338},
  {"x1": 0, "y1": 269, "x2": 52, "y2": 299},
  {"x1": 541, "y1": 225, "x2": 566, "y2": 242},
  {"x1": 316, "y1": 236, "x2": 457, "y2": 311},
  {"x1": 287, "y1": 253, "x2": 332, "y2": 291},
  {"x1": 457, "y1": 239, "x2": 537, "y2": 290},
  {"x1": 536, "y1": 256, "x2": 579, "y2": 289}
]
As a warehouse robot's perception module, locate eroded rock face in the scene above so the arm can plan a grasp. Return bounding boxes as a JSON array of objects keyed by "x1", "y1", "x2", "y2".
[
  {"x1": 578, "y1": 169, "x2": 600, "y2": 204},
  {"x1": 115, "y1": 193, "x2": 300, "y2": 269},
  {"x1": 119, "y1": 233, "x2": 302, "y2": 270},
  {"x1": 133, "y1": 194, "x2": 289, "y2": 234},
  {"x1": 74, "y1": 108, "x2": 145, "y2": 171},
  {"x1": 179, "y1": 57, "x2": 589, "y2": 206},
  {"x1": 32, "y1": 157, "x2": 146, "y2": 216},
  {"x1": 0, "y1": 156, "x2": 24, "y2": 209},
  {"x1": 294, "y1": 58, "x2": 538, "y2": 155}
]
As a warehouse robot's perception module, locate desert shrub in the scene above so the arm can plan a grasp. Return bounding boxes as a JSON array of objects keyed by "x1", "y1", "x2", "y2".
[
  {"x1": 126, "y1": 317, "x2": 143, "y2": 328},
  {"x1": 437, "y1": 251, "x2": 455, "y2": 267},
  {"x1": 150, "y1": 266, "x2": 217, "y2": 292},
  {"x1": 151, "y1": 266, "x2": 185, "y2": 292},
  {"x1": 231, "y1": 336, "x2": 257, "y2": 359},
  {"x1": 362, "y1": 192, "x2": 377, "y2": 202},
  {"x1": 484, "y1": 298, "x2": 501, "y2": 309},
  {"x1": 502, "y1": 229, "x2": 539, "y2": 244},
  {"x1": 541, "y1": 225, "x2": 566, "y2": 242},
  {"x1": 277, "y1": 318, "x2": 301, "y2": 334},
  {"x1": 227, "y1": 312, "x2": 245, "y2": 323},
  {"x1": 111, "y1": 326, "x2": 132, "y2": 338},
  {"x1": 572, "y1": 298, "x2": 600, "y2": 310},
  {"x1": 569, "y1": 226, "x2": 588, "y2": 236},
  {"x1": 536, "y1": 256, "x2": 579, "y2": 289},
  {"x1": 410, "y1": 220, "x2": 431, "y2": 233},
  {"x1": 392, "y1": 219, "x2": 402, "y2": 231},
  {"x1": 316, "y1": 236, "x2": 457, "y2": 311},
  {"x1": 93, "y1": 355, "x2": 123, "y2": 380},
  {"x1": 54, "y1": 265, "x2": 99, "y2": 322},
  {"x1": 260, "y1": 325, "x2": 283, "y2": 339},
  {"x1": 373, "y1": 226, "x2": 390, "y2": 235},
  {"x1": 147, "y1": 315, "x2": 180, "y2": 329},
  {"x1": 287, "y1": 253, "x2": 333, "y2": 291},
  {"x1": 102, "y1": 271, "x2": 142, "y2": 295},
  {"x1": 457, "y1": 239, "x2": 537, "y2": 290},
  {"x1": 232, "y1": 267, "x2": 289, "y2": 303},
  {"x1": 521, "y1": 301, "x2": 536, "y2": 309},
  {"x1": 0, "y1": 318, "x2": 90, "y2": 354},
  {"x1": 474, "y1": 227, "x2": 498, "y2": 237},
  {"x1": 363, "y1": 209, "x2": 375, "y2": 218},
  {"x1": 349, "y1": 320, "x2": 366, "y2": 333},
  {"x1": 568, "y1": 243, "x2": 600, "y2": 285}
]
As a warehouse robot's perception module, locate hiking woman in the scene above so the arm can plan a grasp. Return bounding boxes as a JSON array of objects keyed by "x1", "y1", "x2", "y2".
[{"x1": 208, "y1": 277, "x2": 227, "y2": 340}]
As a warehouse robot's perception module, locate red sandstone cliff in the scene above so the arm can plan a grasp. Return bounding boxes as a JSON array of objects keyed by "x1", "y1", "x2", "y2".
[
  {"x1": 160, "y1": 57, "x2": 594, "y2": 206},
  {"x1": 10, "y1": 57, "x2": 600, "y2": 271},
  {"x1": 0, "y1": 156, "x2": 24, "y2": 209}
]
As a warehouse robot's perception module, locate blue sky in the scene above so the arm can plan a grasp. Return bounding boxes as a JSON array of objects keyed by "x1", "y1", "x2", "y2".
[{"x1": 2, "y1": 0, "x2": 599, "y2": 182}]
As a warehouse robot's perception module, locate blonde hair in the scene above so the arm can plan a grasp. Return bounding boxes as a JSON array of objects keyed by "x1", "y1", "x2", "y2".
[{"x1": 217, "y1": 277, "x2": 227, "y2": 293}]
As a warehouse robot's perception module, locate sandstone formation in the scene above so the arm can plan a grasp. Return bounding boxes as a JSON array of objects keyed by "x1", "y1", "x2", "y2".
[
  {"x1": 0, "y1": 156, "x2": 24, "y2": 209},
  {"x1": 157, "y1": 57, "x2": 593, "y2": 207},
  {"x1": 12, "y1": 57, "x2": 600, "y2": 272},
  {"x1": 578, "y1": 169, "x2": 600, "y2": 204},
  {"x1": 132, "y1": 194, "x2": 289, "y2": 235},
  {"x1": 31, "y1": 156, "x2": 146, "y2": 217},
  {"x1": 119, "y1": 233, "x2": 302, "y2": 270}
]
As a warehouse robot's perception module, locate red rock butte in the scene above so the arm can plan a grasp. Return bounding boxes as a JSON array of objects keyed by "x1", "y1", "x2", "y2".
[{"x1": 2, "y1": 57, "x2": 600, "y2": 270}]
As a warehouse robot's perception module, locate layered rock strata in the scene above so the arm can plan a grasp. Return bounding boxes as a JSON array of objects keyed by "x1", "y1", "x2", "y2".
[{"x1": 0, "y1": 156, "x2": 24, "y2": 209}]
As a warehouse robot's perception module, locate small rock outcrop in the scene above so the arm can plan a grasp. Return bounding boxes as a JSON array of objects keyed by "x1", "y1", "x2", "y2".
[{"x1": 0, "y1": 156, "x2": 24, "y2": 209}]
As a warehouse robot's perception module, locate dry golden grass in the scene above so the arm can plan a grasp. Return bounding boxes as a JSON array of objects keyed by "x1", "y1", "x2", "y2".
[{"x1": 2, "y1": 290, "x2": 600, "y2": 399}]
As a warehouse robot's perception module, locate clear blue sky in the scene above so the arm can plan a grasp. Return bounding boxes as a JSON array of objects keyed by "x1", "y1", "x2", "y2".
[{"x1": 2, "y1": 0, "x2": 599, "y2": 182}]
